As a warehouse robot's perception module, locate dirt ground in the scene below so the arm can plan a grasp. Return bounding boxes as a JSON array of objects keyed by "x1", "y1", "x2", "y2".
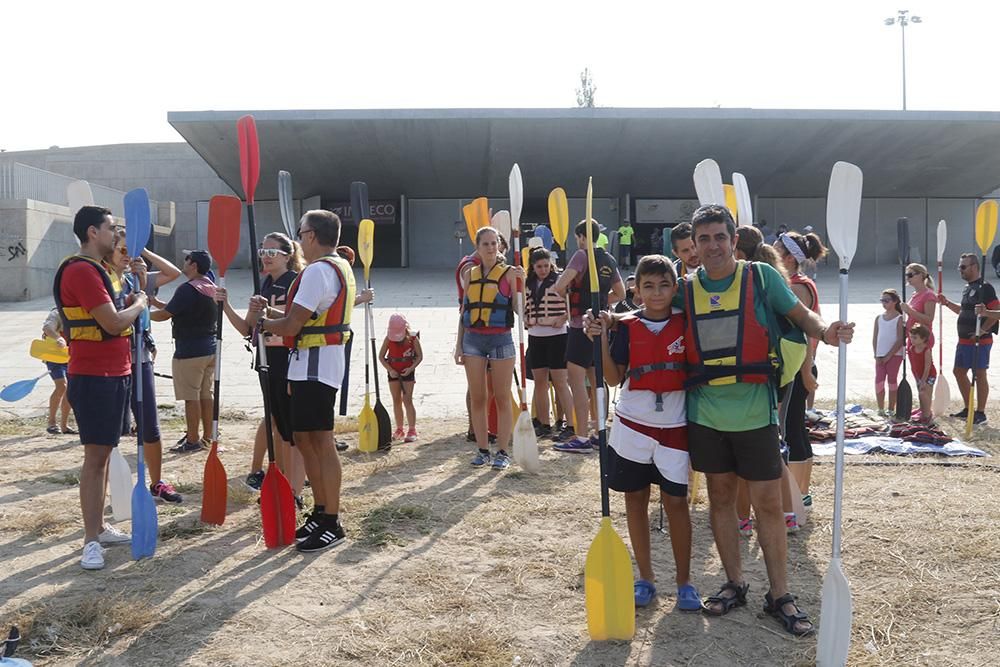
[{"x1": 1, "y1": 406, "x2": 999, "y2": 667}]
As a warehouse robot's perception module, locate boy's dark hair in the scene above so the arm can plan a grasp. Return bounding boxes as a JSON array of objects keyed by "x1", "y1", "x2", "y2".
[
  {"x1": 669, "y1": 222, "x2": 693, "y2": 251},
  {"x1": 910, "y1": 323, "x2": 931, "y2": 340},
  {"x1": 301, "y1": 209, "x2": 342, "y2": 247},
  {"x1": 573, "y1": 219, "x2": 601, "y2": 242},
  {"x1": 691, "y1": 204, "x2": 736, "y2": 241},
  {"x1": 634, "y1": 254, "x2": 677, "y2": 285},
  {"x1": 73, "y1": 205, "x2": 113, "y2": 244}
]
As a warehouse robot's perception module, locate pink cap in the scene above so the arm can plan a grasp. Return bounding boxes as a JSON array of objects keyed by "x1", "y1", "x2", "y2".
[{"x1": 387, "y1": 314, "x2": 408, "y2": 342}]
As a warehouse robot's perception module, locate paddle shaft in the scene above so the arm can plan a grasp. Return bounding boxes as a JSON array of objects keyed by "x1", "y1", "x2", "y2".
[
  {"x1": 832, "y1": 270, "x2": 848, "y2": 558},
  {"x1": 134, "y1": 315, "x2": 145, "y2": 472},
  {"x1": 212, "y1": 276, "x2": 225, "y2": 443},
  {"x1": 246, "y1": 202, "x2": 278, "y2": 463},
  {"x1": 513, "y1": 231, "x2": 529, "y2": 408},
  {"x1": 366, "y1": 279, "x2": 382, "y2": 401},
  {"x1": 938, "y1": 262, "x2": 944, "y2": 369}
]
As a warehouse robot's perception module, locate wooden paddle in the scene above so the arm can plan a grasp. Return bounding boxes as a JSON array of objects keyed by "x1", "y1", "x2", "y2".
[
  {"x1": 124, "y1": 187, "x2": 157, "y2": 559},
  {"x1": 895, "y1": 218, "x2": 913, "y2": 421},
  {"x1": 967, "y1": 201, "x2": 998, "y2": 437},
  {"x1": 693, "y1": 158, "x2": 725, "y2": 206},
  {"x1": 548, "y1": 187, "x2": 569, "y2": 253},
  {"x1": 817, "y1": 161, "x2": 862, "y2": 667},
  {"x1": 509, "y1": 164, "x2": 540, "y2": 473},
  {"x1": 583, "y1": 177, "x2": 634, "y2": 640},
  {"x1": 733, "y1": 173, "x2": 753, "y2": 227},
  {"x1": 202, "y1": 195, "x2": 241, "y2": 525},
  {"x1": 238, "y1": 115, "x2": 295, "y2": 548},
  {"x1": 278, "y1": 170, "x2": 296, "y2": 239},
  {"x1": 933, "y1": 220, "x2": 951, "y2": 415},
  {"x1": 357, "y1": 216, "x2": 378, "y2": 453}
]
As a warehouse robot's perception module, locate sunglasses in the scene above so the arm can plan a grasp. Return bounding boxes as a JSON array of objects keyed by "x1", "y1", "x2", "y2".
[
  {"x1": 116, "y1": 246, "x2": 129, "y2": 255},
  {"x1": 905, "y1": 272, "x2": 918, "y2": 278},
  {"x1": 296, "y1": 228, "x2": 314, "y2": 240},
  {"x1": 880, "y1": 297, "x2": 894, "y2": 303},
  {"x1": 959, "y1": 264, "x2": 971, "y2": 270},
  {"x1": 257, "y1": 248, "x2": 289, "y2": 258}
]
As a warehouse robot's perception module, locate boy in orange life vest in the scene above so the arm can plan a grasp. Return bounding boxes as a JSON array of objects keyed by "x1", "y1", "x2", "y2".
[
  {"x1": 594, "y1": 255, "x2": 700, "y2": 611},
  {"x1": 378, "y1": 313, "x2": 423, "y2": 442}
]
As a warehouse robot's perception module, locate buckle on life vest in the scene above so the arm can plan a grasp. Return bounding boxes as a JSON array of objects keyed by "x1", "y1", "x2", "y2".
[{"x1": 654, "y1": 393, "x2": 663, "y2": 412}]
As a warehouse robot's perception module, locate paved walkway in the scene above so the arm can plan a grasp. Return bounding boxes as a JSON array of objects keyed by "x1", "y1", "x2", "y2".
[{"x1": 2, "y1": 265, "x2": 994, "y2": 423}]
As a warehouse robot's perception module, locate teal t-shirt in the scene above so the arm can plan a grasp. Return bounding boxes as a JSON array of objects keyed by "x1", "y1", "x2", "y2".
[{"x1": 674, "y1": 262, "x2": 800, "y2": 431}]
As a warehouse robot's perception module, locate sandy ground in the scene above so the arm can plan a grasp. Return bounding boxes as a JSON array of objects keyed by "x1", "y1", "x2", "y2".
[{"x1": 1, "y1": 407, "x2": 998, "y2": 667}]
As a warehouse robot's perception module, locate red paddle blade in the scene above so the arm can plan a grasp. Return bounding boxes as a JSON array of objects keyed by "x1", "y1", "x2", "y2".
[
  {"x1": 237, "y1": 115, "x2": 260, "y2": 204},
  {"x1": 200, "y1": 441, "x2": 227, "y2": 526},
  {"x1": 207, "y1": 195, "x2": 243, "y2": 277},
  {"x1": 260, "y1": 463, "x2": 296, "y2": 548}
]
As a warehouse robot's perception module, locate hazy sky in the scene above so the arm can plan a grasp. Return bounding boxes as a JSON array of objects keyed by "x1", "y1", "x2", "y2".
[{"x1": 2, "y1": 0, "x2": 996, "y2": 152}]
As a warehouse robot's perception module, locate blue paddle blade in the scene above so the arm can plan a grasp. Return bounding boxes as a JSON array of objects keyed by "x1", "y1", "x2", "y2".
[
  {"x1": 535, "y1": 225, "x2": 553, "y2": 250},
  {"x1": 124, "y1": 188, "x2": 152, "y2": 258},
  {"x1": 0, "y1": 375, "x2": 44, "y2": 402},
  {"x1": 131, "y1": 461, "x2": 158, "y2": 560}
]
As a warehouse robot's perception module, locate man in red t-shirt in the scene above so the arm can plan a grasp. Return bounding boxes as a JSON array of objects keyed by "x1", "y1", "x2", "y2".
[{"x1": 54, "y1": 206, "x2": 147, "y2": 570}]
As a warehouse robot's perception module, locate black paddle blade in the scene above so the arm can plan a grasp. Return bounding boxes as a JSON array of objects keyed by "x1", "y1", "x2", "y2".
[
  {"x1": 895, "y1": 380, "x2": 913, "y2": 422},
  {"x1": 375, "y1": 402, "x2": 392, "y2": 450},
  {"x1": 351, "y1": 181, "x2": 369, "y2": 223},
  {"x1": 897, "y1": 217, "x2": 910, "y2": 265}
]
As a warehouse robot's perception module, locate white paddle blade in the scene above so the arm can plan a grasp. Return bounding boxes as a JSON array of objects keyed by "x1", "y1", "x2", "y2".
[
  {"x1": 733, "y1": 172, "x2": 753, "y2": 227},
  {"x1": 109, "y1": 447, "x2": 133, "y2": 522},
  {"x1": 492, "y1": 210, "x2": 512, "y2": 246},
  {"x1": 278, "y1": 170, "x2": 296, "y2": 239},
  {"x1": 513, "y1": 411, "x2": 540, "y2": 473},
  {"x1": 933, "y1": 377, "x2": 951, "y2": 415},
  {"x1": 817, "y1": 557, "x2": 853, "y2": 667},
  {"x1": 693, "y1": 159, "x2": 725, "y2": 206},
  {"x1": 67, "y1": 180, "x2": 95, "y2": 213},
  {"x1": 509, "y1": 163, "x2": 523, "y2": 231},
  {"x1": 826, "y1": 162, "x2": 863, "y2": 271},
  {"x1": 936, "y1": 219, "x2": 947, "y2": 262}
]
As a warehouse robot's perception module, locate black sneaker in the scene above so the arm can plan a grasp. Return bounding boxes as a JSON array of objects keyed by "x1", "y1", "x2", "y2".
[
  {"x1": 488, "y1": 433, "x2": 497, "y2": 445},
  {"x1": 244, "y1": 470, "x2": 265, "y2": 491},
  {"x1": 170, "y1": 438, "x2": 205, "y2": 453},
  {"x1": 534, "y1": 423, "x2": 552, "y2": 438},
  {"x1": 466, "y1": 430, "x2": 476, "y2": 443},
  {"x1": 974, "y1": 411, "x2": 988, "y2": 424},
  {"x1": 336, "y1": 441, "x2": 349, "y2": 452},
  {"x1": 950, "y1": 409, "x2": 968, "y2": 419},
  {"x1": 531, "y1": 417, "x2": 542, "y2": 429},
  {"x1": 294, "y1": 495, "x2": 306, "y2": 511},
  {"x1": 551, "y1": 426, "x2": 576, "y2": 442},
  {"x1": 295, "y1": 511, "x2": 322, "y2": 542},
  {"x1": 296, "y1": 518, "x2": 346, "y2": 553}
]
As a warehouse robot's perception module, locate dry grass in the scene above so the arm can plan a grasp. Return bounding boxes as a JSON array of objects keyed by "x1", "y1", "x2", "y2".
[
  {"x1": 2, "y1": 510, "x2": 67, "y2": 536},
  {"x1": 357, "y1": 503, "x2": 433, "y2": 548}
]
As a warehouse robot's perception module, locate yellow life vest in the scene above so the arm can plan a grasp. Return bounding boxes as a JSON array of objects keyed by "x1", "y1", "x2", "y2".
[
  {"x1": 462, "y1": 262, "x2": 514, "y2": 328},
  {"x1": 52, "y1": 255, "x2": 133, "y2": 342},
  {"x1": 284, "y1": 254, "x2": 356, "y2": 349}
]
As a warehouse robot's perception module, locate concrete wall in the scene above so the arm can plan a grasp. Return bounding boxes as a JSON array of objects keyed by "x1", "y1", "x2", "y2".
[{"x1": 0, "y1": 200, "x2": 81, "y2": 301}]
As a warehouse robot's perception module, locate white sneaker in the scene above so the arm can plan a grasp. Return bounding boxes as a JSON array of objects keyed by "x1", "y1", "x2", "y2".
[
  {"x1": 98, "y1": 524, "x2": 131, "y2": 545},
  {"x1": 81, "y1": 541, "x2": 106, "y2": 570}
]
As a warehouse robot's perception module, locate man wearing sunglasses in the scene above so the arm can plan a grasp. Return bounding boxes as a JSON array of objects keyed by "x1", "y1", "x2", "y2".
[
  {"x1": 938, "y1": 253, "x2": 1000, "y2": 424},
  {"x1": 150, "y1": 249, "x2": 218, "y2": 451}
]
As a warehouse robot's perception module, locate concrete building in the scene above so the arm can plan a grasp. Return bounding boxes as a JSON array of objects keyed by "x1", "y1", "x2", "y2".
[{"x1": 4, "y1": 107, "x2": 1000, "y2": 300}]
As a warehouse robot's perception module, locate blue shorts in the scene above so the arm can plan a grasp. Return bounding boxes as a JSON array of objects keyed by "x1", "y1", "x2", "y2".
[
  {"x1": 67, "y1": 374, "x2": 130, "y2": 447},
  {"x1": 462, "y1": 330, "x2": 515, "y2": 360},
  {"x1": 46, "y1": 362, "x2": 68, "y2": 381},
  {"x1": 955, "y1": 342, "x2": 992, "y2": 370}
]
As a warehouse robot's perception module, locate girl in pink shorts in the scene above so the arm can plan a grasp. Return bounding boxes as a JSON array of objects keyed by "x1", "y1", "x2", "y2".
[{"x1": 873, "y1": 289, "x2": 905, "y2": 415}]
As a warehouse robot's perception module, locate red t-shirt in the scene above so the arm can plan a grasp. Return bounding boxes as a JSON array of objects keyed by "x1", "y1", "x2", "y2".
[
  {"x1": 60, "y1": 260, "x2": 132, "y2": 377},
  {"x1": 906, "y1": 288, "x2": 937, "y2": 348}
]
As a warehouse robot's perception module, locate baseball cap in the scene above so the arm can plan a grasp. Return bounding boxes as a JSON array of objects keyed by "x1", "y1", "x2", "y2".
[
  {"x1": 387, "y1": 313, "x2": 409, "y2": 342},
  {"x1": 183, "y1": 249, "x2": 213, "y2": 275}
]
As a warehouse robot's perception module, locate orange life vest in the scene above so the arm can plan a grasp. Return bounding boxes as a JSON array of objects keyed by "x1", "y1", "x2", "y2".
[{"x1": 283, "y1": 255, "x2": 355, "y2": 349}]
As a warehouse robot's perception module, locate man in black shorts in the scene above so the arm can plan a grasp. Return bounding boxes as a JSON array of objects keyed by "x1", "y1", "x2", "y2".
[{"x1": 258, "y1": 210, "x2": 355, "y2": 553}]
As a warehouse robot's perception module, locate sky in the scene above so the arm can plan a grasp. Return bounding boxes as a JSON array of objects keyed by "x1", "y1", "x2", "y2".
[{"x1": 2, "y1": 0, "x2": 997, "y2": 152}]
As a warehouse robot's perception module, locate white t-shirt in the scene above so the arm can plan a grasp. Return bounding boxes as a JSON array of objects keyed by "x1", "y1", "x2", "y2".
[
  {"x1": 286, "y1": 261, "x2": 346, "y2": 388},
  {"x1": 613, "y1": 310, "x2": 687, "y2": 428}
]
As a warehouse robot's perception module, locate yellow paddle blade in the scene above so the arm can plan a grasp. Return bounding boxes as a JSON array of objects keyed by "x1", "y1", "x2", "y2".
[
  {"x1": 975, "y1": 200, "x2": 998, "y2": 255},
  {"x1": 586, "y1": 178, "x2": 599, "y2": 292},
  {"x1": 358, "y1": 398, "x2": 378, "y2": 452},
  {"x1": 548, "y1": 187, "x2": 569, "y2": 248},
  {"x1": 462, "y1": 202, "x2": 478, "y2": 242},
  {"x1": 359, "y1": 218, "x2": 375, "y2": 282},
  {"x1": 30, "y1": 338, "x2": 69, "y2": 364},
  {"x1": 521, "y1": 247, "x2": 530, "y2": 270},
  {"x1": 471, "y1": 197, "x2": 489, "y2": 231},
  {"x1": 723, "y1": 183, "x2": 737, "y2": 220},
  {"x1": 585, "y1": 517, "x2": 636, "y2": 640}
]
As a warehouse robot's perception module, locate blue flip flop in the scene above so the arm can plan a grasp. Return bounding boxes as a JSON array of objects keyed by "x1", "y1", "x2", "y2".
[
  {"x1": 634, "y1": 579, "x2": 657, "y2": 608},
  {"x1": 677, "y1": 583, "x2": 702, "y2": 612}
]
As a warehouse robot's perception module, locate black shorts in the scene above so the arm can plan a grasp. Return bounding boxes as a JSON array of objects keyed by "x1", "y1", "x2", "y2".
[
  {"x1": 68, "y1": 374, "x2": 130, "y2": 447},
  {"x1": 606, "y1": 443, "x2": 687, "y2": 497},
  {"x1": 688, "y1": 422, "x2": 783, "y2": 481},
  {"x1": 387, "y1": 371, "x2": 416, "y2": 383},
  {"x1": 289, "y1": 381, "x2": 338, "y2": 433},
  {"x1": 129, "y1": 362, "x2": 162, "y2": 444},
  {"x1": 564, "y1": 327, "x2": 594, "y2": 368},
  {"x1": 266, "y1": 347, "x2": 293, "y2": 442},
  {"x1": 528, "y1": 333, "x2": 568, "y2": 371}
]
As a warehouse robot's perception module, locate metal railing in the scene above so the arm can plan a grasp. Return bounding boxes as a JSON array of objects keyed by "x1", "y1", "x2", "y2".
[{"x1": 0, "y1": 161, "x2": 158, "y2": 224}]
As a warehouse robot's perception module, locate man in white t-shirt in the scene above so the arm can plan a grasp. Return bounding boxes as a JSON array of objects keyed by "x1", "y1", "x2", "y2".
[{"x1": 257, "y1": 210, "x2": 356, "y2": 554}]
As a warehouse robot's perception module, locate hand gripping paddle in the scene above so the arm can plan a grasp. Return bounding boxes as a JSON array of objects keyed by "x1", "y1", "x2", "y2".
[
  {"x1": 895, "y1": 218, "x2": 913, "y2": 421},
  {"x1": 357, "y1": 216, "x2": 379, "y2": 453},
  {"x1": 582, "y1": 177, "x2": 634, "y2": 641},
  {"x1": 202, "y1": 195, "x2": 242, "y2": 526},
  {"x1": 817, "y1": 161, "x2": 862, "y2": 667},
  {"x1": 932, "y1": 220, "x2": 951, "y2": 415},
  {"x1": 509, "y1": 164, "x2": 540, "y2": 473},
  {"x1": 238, "y1": 115, "x2": 295, "y2": 548},
  {"x1": 967, "y1": 201, "x2": 999, "y2": 437},
  {"x1": 124, "y1": 188, "x2": 156, "y2": 559}
]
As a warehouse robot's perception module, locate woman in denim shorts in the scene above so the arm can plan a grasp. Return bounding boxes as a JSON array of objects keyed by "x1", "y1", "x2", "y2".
[{"x1": 456, "y1": 226, "x2": 524, "y2": 470}]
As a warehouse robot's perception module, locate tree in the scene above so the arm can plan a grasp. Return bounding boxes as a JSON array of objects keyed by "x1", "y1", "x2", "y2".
[{"x1": 576, "y1": 68, "x2": 596, "y2": 108}]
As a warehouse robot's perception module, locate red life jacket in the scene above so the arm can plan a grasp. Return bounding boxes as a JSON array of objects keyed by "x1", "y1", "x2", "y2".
[
  {"x1": 455, "y1": 254, "x2": 481, "y2": 311},
  {"x1": 789, "y1": 273, "x2": 820, "y2": 315},
  {"x1": 386, "y1": 335, "x2": 417, "y2": 373},
  {"x1": 623, "y1": 312, "x2": 687, "y2": 411}
]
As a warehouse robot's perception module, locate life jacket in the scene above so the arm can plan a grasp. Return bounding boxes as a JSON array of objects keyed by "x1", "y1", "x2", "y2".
[
  {"x1": 283, "y1": 254, "x2": 356, "y2": 349},
  {"x1": 623, "y1": 312, "x2": 687, "y2": 411},
  {"x1": 684, "y1": 260, "x2": 778, "y2": 388},
  {"x1": 789, "y1": 273, "x2": 821, "y2": 315},
  {"x1": 386, "y1": 334, "x2": 418, "y2": 372},
  {"x1": 52, "y1": 255, "x2": 132, "y2": 342},
  {"x1": 262, "y1": 271, "x2": 295, "y2": 347},
  {"x1": 462, "y1": 262, "x2": 514, "y2": 329},
  {"x1": 569, "y1": 247, "x2": 615, "y2": 317},
  {"x1": 455, "y1": 254, "x2": 481, "y2": 310},
  {"x1": 525, "y1": 272, "x2": 567, "y2": 327}
]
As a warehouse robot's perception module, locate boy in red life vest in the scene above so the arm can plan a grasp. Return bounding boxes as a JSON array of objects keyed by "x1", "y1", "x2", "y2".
[
  {"x1": 379, "y1": 313, "x2": 423, "y2": 442},
  {"x1": 594, "y1": 255, "x2": 700, "y2": 611}
]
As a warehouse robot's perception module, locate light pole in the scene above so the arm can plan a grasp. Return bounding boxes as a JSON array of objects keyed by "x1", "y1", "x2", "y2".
[{"x1": 885, "y1": 10, "x2": 922, "y2": 110}]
